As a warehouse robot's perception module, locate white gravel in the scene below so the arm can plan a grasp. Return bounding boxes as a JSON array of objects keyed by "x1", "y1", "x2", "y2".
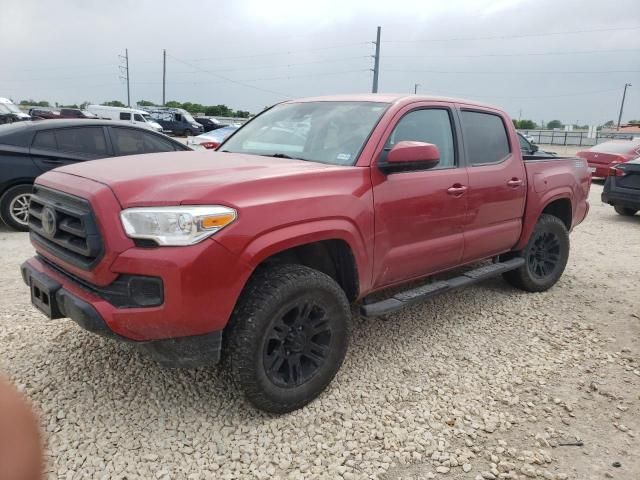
[{"x1": 1, "y1": 180, "x2": 639, "y2": 480}]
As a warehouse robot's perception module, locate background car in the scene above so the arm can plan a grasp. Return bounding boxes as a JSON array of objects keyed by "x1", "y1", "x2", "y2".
[
  {"x1": 143, "y1": 107, "x2": 203, "y2": 136},
  {"x1": 517, "y1": 132, "x2": 556, "y2": 157},
  {"x1": 28, "y1": 107, "x2": 61, "y2": 120},
  {"x1": 602, "y1": 157, "x2": 640, "y2": 216},
  {"x1": 577, "y1": 140, "x2": 640, "y2": 178},
  {"x1": 195, "y1": 117, "x2": 224, "y2": 133},
  {"x1": 0, "y1": 98, "x2": 31, "y2": 124},
  {"x1": 59, "y1": 108, "x2": 98, "y2": 119},
  {"x1": 187, "y1": 125, "x2": 239, "y2": 149},
  {"x1": 0, "y1": 120, "x2": 191, "y2": 231}
]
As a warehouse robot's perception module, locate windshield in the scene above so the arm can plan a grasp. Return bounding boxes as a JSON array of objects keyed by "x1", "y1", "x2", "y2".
[
  {"x1": 3, "y1": 102, "x2": 22, "y2": 114},
  {"x1": 183, "y1": 112, "x2": 196, "y2": 123},
  {"x1": 141, "y1": 113, "x2": 153, "y2": 123},
  {"x1": 221, "y1": 101, "x2": 389, "y2": 165}
]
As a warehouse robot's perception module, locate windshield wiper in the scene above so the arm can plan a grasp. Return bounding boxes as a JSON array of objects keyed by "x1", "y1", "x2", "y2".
[{"x1": 269, "y1": 153, "x2": 306, "y2": 160}]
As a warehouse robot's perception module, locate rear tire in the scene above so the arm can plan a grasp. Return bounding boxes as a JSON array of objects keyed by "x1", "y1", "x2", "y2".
[
  {"x1": 614, "y1": 205, "x2": 637, "y2": 216},
  {"x1": 0, "y1": 184, "x2": 33, "y2": 232},
  {"x1": 226, "y1": 264, "x2": 351, "y2": 413},
  {"x1": 183, "y1": 129, "x2": 193, "y2": 137},
  {"x1": 503, "y1": 214, "x2": 570, "y2": 292}
]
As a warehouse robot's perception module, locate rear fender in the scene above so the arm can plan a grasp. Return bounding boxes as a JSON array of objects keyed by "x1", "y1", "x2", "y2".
[{"x1": 514, "y1": 189, "x2": 572, "y2": 251}]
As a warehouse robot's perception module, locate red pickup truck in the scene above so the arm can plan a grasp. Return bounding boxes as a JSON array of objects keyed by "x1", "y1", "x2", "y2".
[{"x1": 21, "y1": 94, "x2": 590, "y2": 412}]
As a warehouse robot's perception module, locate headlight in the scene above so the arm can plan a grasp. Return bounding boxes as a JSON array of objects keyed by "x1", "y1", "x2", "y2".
[{"x1": 120, "y1": 206, "x2": 236, "y2": 246}]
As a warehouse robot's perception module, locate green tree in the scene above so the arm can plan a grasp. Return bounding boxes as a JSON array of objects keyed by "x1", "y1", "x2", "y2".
[
  {"x1": 165, "y1": 101, "x2": 182, "y2": 108},
  {"x1": 20, "y1": 99, "x2": 50, "y2": 107},
  {"x1": 603, "y1": 120, "x2": 615, "y2": 128},
  {"x1": 519, "y1": 120, "x2": 537, "y2": 130},
  {"x1": 628, "y1": 120, "x2": 640, "y2": 125},
  {"x1": 546, "y1": 120, "x2": 563, "y2": 129},
  {"x1": 102, "y1": 100, "x2": 126, "y2": 107},
  {"x1": 234, "y1": 110, "x2": 251, "y2": 118},
  {"x1": 137, "y1": 100, "x2": 156, "y2": 107}
]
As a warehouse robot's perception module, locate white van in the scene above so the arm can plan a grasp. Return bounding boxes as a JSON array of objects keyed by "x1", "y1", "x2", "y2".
[
  {"x1": 86, "y1": 105, "x2": 163, "y2": 132},
  {"x1": 0, "y1": 97, "x2": 31, "y2": 122}
]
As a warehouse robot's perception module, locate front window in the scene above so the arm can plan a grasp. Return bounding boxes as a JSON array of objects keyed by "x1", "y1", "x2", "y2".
[
  {"x1": 221, "y1": 101, "x2": 389, "y2": 166},
  {"x1": 183, "y1": 112, "x2": 196, "y2": 123}
]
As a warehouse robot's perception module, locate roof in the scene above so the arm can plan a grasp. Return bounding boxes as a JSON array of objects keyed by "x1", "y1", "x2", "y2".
[
  {"x1": 0, "y1": 119, "x2": 151, "y2": 131},
  {"x1": 286, "y1": 93, "x2": 502, "y2": 110}
]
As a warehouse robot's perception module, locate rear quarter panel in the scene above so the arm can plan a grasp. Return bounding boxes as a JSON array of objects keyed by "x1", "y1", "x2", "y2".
[{"x1": 514, "y1": 157, "x2": 590, "y2": 250}]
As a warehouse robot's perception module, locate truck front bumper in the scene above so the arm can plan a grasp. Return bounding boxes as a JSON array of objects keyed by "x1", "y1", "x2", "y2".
[{"x1": 21, "y1": 239, "x2": 252, "y2": 367}]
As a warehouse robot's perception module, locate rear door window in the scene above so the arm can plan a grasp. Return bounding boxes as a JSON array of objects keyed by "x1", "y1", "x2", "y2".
[
  {"x1": 54, "y1": 127, "x2": 108, "y2": 156},
  {"x1": 110, "y1": 128, "x2": 145, "y2": 155},
  {"x1": 142, "y1": 132, "x2": 177, "y2": 153},
  {"x1": 460, "y1": 110, "x2": 511, "y2": 165},
  {"x1": 32, "y1": 130, "x2": 58, "y2": 150}
]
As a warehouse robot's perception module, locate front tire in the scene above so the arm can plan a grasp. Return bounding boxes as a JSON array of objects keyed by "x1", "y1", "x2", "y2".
[
  {"x1": 503, "y1": 214, "x2": 570, "y2": 292},
  {"x1": 0, "y1": 184, "x2": 33, "y2": 231},
  {"x1": 183, "y1": 129, "x2": 193, "y2": 137},
  {"x1": 614, "y1": 205, "x2": 637, "y2": 216},
  {"x1": 226, "y1": 264, "x2": 351, "y2": 413}
]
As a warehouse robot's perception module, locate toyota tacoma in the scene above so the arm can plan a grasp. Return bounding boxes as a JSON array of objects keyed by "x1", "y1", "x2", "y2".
[{"x1": 21, "y1": 94, "x2": 591, "y2": 412}]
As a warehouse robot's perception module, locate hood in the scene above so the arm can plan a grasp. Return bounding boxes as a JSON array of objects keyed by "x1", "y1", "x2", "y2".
[{"x1": 55, "y1": 150, "x2": 342, "y2": 207}]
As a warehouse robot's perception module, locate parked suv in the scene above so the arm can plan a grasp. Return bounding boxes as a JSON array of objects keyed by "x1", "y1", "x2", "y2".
[
  {"x1": 0, "y1": 120, "x2": 190, "y2": 231},
  {"x1": 21, "y1": 95, "x2": 590, "y2": 413},
  {"x1": 59, "y1": 108, "x2": 98, "y2": 119},
  {"x1": 144, "y1": 107, "x2": 204, "y2": 136}
]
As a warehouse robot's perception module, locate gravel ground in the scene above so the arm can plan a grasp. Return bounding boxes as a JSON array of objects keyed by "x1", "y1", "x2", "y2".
[{"x1": 1, "y1": 178, "x2": 639, "y2": 480}]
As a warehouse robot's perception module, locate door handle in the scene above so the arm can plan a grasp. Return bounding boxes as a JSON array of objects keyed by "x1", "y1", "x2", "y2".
[
  {"x1": 42, "y1": 158, "x2": 64, "y2": 165},
  {"x1": 447, "y1": 184, "x2": 468, "y2": 196},
  {"x1": 507, "y1": 178, "x2": 523, "y2": 187}
]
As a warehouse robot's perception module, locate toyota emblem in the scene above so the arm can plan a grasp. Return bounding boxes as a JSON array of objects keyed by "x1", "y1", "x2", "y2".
[{"x1": 41, "y1": 207, "x2": 57, "y2": 237}]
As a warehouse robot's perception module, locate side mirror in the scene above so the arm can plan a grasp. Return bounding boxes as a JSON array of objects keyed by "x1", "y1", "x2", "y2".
[
  {"x1": 531, "y1": 144, "x2": 539, "y2": 153},
  {"x1": 380, "y1": 141, "x2": 440, "y2": 173}
]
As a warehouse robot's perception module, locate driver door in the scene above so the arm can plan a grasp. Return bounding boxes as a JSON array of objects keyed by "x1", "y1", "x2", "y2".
[{"x1": 371, "y1": 104, "x2": 469, "y2": 288}]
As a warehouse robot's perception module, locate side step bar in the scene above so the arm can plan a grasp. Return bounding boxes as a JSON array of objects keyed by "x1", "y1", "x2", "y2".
[{"x1": 360, "y1": 257, "x2": 525, "y2": 317}]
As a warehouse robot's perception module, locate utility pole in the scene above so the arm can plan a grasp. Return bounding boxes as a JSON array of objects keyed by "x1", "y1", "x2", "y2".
[
  {"x1": 617, "y1": 83, "x2": 632, "y2": 131},
  {"x1": 414, "y1": 83, "x2": 421, "y2": 94},
  {"x1": 119, "y1": 49, "x2": 130, "y2": 107},
  {"x1": 372, "y1": 26, "x2": 381, "y2": 93},
  {"x1": 162, "y1": 49, "x2": 166, "y2": 106}
]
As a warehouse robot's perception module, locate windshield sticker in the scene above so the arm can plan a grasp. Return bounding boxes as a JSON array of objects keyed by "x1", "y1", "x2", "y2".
[{"x1": 337, "y1": 153, "x2": 351, "y2": 161}]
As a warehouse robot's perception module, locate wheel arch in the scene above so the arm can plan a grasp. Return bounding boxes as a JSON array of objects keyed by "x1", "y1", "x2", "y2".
[{"x1": 514, "y1": 192, "x2": 573, "y2": 251}]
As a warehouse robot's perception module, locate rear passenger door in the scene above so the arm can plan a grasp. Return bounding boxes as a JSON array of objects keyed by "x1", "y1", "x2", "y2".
[
  {"x1": 458, "y1": 107, "x2": 526, "y2": 262},
  {"x1": 30, "y1": 127, "x2": 111, "y2": 172}
]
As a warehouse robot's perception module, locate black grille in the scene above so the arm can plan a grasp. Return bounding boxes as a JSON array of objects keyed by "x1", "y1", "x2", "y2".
[{"x1": 28, "y1": 186, "x2": 103, "y2": 270}]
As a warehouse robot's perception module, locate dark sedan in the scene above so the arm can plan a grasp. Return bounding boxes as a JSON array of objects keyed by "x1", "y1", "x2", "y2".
[
  {"x1": 195, "y1": 117, "x2": 224, "y2": 133},
  {"x1": 602, "y1": 158, "x2": 640, "y2": 217},
  {"x1": 0, "y1": 120, "x2": 191, "y2": 231}
]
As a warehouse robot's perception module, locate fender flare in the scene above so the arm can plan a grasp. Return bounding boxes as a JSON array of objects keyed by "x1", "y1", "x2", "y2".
[
  {"x1": 237, "y1": 218, "x2": 371, "y2": 293},
  {"x1": 514, "y1": 189, "x2": 573, "y2": 251}
]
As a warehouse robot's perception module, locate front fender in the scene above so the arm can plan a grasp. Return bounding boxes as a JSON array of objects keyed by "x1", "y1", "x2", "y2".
[{"x1": 236, "y1": 218, "x2": 372, "y2": 294}]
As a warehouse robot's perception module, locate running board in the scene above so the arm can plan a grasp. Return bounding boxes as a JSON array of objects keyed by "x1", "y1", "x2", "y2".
[{"x1": 360, "y1": 257, "x2": 525, "y2": 317}]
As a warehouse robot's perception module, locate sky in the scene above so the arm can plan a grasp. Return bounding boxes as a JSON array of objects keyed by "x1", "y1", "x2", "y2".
[{"x1": 1, "y1": 0, "x2": 639, "y2": 125}]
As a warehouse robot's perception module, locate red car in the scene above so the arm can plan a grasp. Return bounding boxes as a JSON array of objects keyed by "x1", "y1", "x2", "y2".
[
  {"x1": 577, "y1": 140, "x2": 640, "y2": 178},
  {"x1": 21, "y1": 94, "x2": 590, "y2": 412}
]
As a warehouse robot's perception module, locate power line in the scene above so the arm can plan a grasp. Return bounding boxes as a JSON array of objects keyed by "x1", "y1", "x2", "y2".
[
  {"x1": 387, "y1": 26, "x2": 640, "y2": 43},
  {"x1": 384, "y1": 48, "x2": 640, "y2": 59},
  {"x1": 133, "y1": 69, "x2": 369, "y2": 86},
  {"x1": 183, "y1": 42, "x2": 370, "y2": 63},
  {"x1": 386, "y1": 68, "x2": 640, "y2": 75},
  {"x1": 166, "y1": 54, "x2": 292, "y2": 98},
  {"x1": 427, "y1": 88, "x2": 622, "y2": 100}
]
